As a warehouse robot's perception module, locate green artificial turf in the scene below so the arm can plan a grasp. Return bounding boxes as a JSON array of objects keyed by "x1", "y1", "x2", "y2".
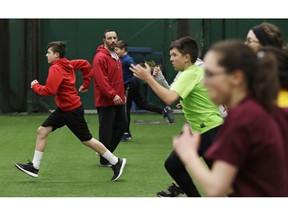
[{"x1": 0, "y1": 113, "x2": 191, "y2": 197}]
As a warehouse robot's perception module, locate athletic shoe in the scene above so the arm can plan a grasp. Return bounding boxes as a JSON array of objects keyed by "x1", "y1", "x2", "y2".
[
  {"x1": 156, "y1": 183, "x2": 186, "y2": 197},
  {"x1": 100, "y1": 162, "x2": 113, "y2": 167},
  {"x1": 121, "y1": 132, "x2": 132, "y2": 141},
  {"x1": 162, "y1": 106, "x2": 175, "y2": 124},
  {"x1": 111, "y1": 158, "x2": 126, "y2": 181},
  {"x1": 14, "y1": 162, "x2": 39, "y2": 178}
]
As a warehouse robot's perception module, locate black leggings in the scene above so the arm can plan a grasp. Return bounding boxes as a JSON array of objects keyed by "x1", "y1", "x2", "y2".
[
  {"x1": 164, "y1": 125, "x2": 220, "y2": 197},
  {"x1": 124, "y1": 78, "x2": 163, "y2": 132}
]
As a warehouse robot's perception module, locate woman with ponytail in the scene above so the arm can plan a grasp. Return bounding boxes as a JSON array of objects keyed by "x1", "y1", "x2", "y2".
[
  {"x1": 245, "y1": 22, "x2": 285, "y2": 52},
  {"x1": 172, "y1": 40, "x2": 288, "y2": 196},
  {"x1": 245, "y1": 22, "x2": 288, "y2": 110},
  {"x1": 259, "y1": 46, "x2": 288, "y2": 111}
]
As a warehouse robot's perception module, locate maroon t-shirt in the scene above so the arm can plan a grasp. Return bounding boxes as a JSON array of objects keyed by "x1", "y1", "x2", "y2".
[{"x1": 205, "y1": 97, "x2": 288, "y2": 196}]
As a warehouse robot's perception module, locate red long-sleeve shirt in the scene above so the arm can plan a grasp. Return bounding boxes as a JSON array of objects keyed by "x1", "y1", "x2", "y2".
[
  {"x1": 92, "y1": 45, "x2": 125, "y2": 107},
  {"x1": 32, "y1": 58, "x2": 91, "y2": 111}
]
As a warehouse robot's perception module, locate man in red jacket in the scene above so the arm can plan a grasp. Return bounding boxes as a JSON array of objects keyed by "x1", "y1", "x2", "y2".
[
  {"x1": 14, "y1": 41, "x2": 126, "y2": 182},
  {"x1": 92, "y1": 30, "x2": 127, "y2": 166}
]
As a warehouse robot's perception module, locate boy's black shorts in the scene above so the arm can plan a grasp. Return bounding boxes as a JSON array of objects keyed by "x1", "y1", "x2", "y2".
[{"x1": 42, "y1": 105, "x2": 93, "y2": 142}]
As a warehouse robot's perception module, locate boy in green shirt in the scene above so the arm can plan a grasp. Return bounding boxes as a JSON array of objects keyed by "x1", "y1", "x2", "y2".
[
  {"x1": 170, "y1": 64, "x2": 222, "y2": 134},
  {"x1": 130, "y1": 36, "x2": 223, "y2": 197}
]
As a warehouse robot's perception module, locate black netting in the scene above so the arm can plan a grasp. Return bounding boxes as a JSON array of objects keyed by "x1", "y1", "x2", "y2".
[
  {"x1": 0, "y1": 19, "x2": 14, "y2": 113},
  {"x1": 0, "y1": 19, "x2": 48, "y2": 114}
]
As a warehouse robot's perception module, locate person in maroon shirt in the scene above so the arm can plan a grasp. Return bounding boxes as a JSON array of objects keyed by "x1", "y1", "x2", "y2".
[
  {"x1": 173, "y1": 40, "x2": 288, "y2": 196},
  {"x1": 14, "y1": 41, "x2": 126, "y2": 182}
]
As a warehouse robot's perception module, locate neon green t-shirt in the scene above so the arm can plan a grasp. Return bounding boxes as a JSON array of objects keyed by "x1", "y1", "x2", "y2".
[{"x1": 170, "y1": 65, "x2": 223, "y2": 134}]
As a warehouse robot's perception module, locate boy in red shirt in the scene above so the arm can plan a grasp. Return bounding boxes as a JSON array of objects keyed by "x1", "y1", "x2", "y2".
[{"x1": 14, "y1": 41, "x2": 126, "y2": 182}]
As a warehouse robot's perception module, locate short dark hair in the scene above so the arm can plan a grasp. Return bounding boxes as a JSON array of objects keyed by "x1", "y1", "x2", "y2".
[
  {"x1": 116, "y1": 40, "x2": 128, "y2": 51},
  {"x1": 103, "y1": 29, "x2": 116, "y2": 39},
  {"x1": 47, "y1": 41, "x2": 66, "y2": 58},
  {"x1": 170, "y1": 36, "x2": 199, "y2": 63}
]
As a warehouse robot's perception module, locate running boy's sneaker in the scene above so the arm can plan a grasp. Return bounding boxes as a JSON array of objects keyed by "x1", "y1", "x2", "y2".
[
  {"x1": 100, "y1": 162, "x2": 113, "y2": 167},
  {"x1": 14, "y1": 162, "x2": 39, "y2": 178},
  {"x1": 121, "y1": 132, "x2": 132, "y2": 141},
  {"x1": 162, "y1": 106, "x2": 175, "y2": 124},
  {"x1": 156, "y1": 183, "x2": 186, "y2": 197},
  {"x1": 111, "y1": 158, "x2": 126, "y2": 181}
]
